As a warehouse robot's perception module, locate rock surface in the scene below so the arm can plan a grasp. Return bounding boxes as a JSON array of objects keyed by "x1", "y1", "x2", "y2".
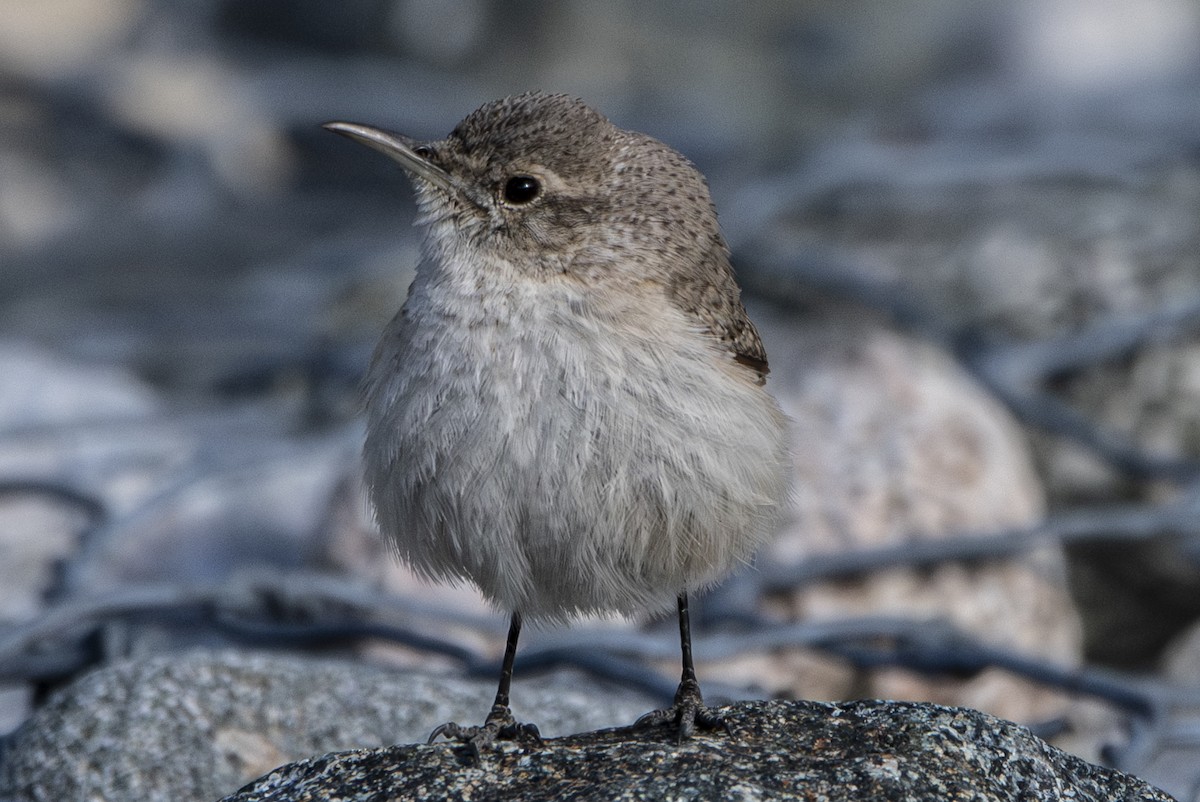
[
  {"x1": 730, "y1": 312, "x2": 1084, "y2": 727},
  {"x1": 769, "y1": 147, "x2": 1200, "y2": 666},
  {"x1": 221, "y1": 699, "x2": 1174, "y2": 802},
  {"x1": 0, "y1": 650, "x2": 655, "y2": 802}
]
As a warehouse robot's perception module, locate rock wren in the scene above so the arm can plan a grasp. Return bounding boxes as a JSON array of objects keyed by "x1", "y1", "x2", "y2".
[{"x1": 324, "y1": 91, "x2": 790, "y2": 752}]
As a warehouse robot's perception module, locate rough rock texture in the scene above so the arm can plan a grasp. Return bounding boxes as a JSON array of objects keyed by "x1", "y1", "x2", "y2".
[
  {"x1": 221, "y1": 699, "x2": 1174, "y2": 802},
  {"x1": 0, "y1": 343, "x2": 164, "y2": 732},
  {"x1": 724, "y1": 312, "x2": 1083, "y2": 728},
  {"x1": 0, "y1": 651, "x2": 654, "y2": 802},
  {"x1": 775, "y1": 154, "x2": 1200, "y2": 428},
  {"x1": 0, "y1": 343, "x2": 162, "y2": 621},
  {"x1": 773, "y1": 155, "x2": 1200, "y2": 666}
]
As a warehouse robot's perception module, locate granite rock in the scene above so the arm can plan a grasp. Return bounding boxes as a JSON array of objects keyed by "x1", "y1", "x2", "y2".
[
  {"x1": 0, "y1": 650, "x2": 654, "y2": 802},
  {"x1": 221, "y1": 699, "x2": 1175, "y2": 802},
  {"x1": 730, "y1": 311, "x2": 1083, "y2": 729},
  {"x1": 768, "y1": 147, "x2": 1200, "y2": 665}
]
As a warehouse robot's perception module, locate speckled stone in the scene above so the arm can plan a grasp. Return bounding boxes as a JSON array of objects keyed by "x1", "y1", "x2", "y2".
[
  {"x1": 221, "y1": 699, "x2": 1174, "y2": 802},
  {"x1": 732, "y1": 312, "x2": 1083, "y2": 730},
  {"x1": 0, "y1": 650, "x2": 654, "y2": 802}
]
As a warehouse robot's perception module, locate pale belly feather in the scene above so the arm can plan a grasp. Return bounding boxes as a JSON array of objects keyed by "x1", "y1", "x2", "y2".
[{"x1": 363, "y1": 271, "x2": 789, "y2": 620}]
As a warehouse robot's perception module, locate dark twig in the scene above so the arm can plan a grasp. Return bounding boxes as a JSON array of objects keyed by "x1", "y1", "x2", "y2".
[
  {"x1": 0, "y1": 480, "x2": 108, "y2": 526},
  {"x1": 760, "y1": 491, "x2": 1200, "y2": 590}
]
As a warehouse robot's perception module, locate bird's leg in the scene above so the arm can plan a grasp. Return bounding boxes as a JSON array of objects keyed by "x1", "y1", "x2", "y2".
[
  {"x1": 427, "y1": 612, "x2": 541, "y2": 760},
  {"x1": 635, "y1": 592, "x2": 730, "y2": 741}
]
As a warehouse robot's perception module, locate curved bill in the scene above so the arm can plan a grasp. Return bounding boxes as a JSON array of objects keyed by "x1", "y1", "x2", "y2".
[{"x1": 322, "y1": 121, "x2": 455, "y2": 193}]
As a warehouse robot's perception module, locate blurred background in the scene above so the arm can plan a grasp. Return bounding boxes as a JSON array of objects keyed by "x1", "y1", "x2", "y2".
[{"x1": 3, "y1": 0, "x2": 1200, "y2": 799}]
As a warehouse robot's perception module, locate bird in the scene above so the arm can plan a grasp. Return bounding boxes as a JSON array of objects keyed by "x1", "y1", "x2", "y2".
[{"x1": 324, "y1": 91, "x2": 790, "y2": 756}]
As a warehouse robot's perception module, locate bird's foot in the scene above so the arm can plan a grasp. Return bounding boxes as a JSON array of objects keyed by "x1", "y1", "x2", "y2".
[
  {"x1": 634, "y1": 676, "x2": 731, "y2": 742},
  {"x1": 427, "y1": 704, "x2": 541, "y2": 762}
]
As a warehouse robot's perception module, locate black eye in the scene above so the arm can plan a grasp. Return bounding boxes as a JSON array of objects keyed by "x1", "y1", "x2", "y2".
[
  {"x1": 503, "y1": 176, "x2": 540, "y2": 204},
  {"x1": 413, "y1": 145, "x2": 433, "y2": 159}
]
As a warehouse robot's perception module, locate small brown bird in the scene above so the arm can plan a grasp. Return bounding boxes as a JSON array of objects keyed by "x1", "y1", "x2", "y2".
[{"x1": 325, "y1": 92, "x2": 789, "y2": 754}]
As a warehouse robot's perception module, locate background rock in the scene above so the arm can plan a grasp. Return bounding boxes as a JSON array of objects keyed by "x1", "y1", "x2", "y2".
[
  {"x1": 0, "y1": 650, "x2": 656, "y2": 802},
  {"x1": 736, "y1": 311, "x2": 1083, "y2": 726}
]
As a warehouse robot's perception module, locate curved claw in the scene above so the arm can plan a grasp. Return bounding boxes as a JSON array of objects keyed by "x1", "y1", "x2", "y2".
[
  {"x1": 425, "y1": 707, "x2": 542, "y2": 762},
  {"x1": 427, "y1": 721, "x2": 467, "y2": 745},
  {"x1": 634, "y1": 678, "x2": 732, "y2": 742}
]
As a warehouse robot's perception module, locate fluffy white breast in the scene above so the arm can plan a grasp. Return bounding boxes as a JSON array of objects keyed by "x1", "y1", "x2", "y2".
[{"x1": 363, "y1": 253, "x2": 789, "y2": 620}]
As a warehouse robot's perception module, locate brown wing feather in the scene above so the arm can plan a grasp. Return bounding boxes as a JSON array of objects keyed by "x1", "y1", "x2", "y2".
[{"x1": 667, "y1": 243, "x2": 769, "y2": 385}]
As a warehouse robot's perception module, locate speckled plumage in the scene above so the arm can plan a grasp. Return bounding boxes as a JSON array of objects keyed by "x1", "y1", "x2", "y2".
[{"x1": 348, "y1": 92, "x2": 789, "y2": 621}]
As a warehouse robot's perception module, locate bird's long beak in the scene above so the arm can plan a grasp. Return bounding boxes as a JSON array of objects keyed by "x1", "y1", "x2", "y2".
[{"x1": 322, "y1": 121, "x2": 456, "y2": 194}]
